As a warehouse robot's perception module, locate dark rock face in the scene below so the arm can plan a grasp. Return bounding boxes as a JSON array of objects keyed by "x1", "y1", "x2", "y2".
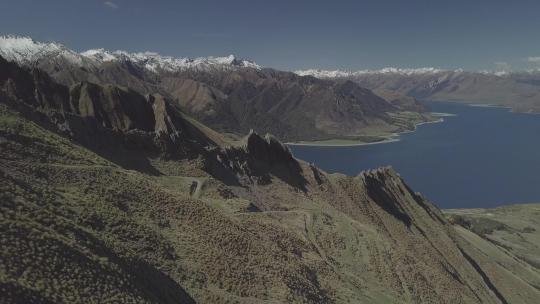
[
  {"x1": 0, "y1": 56, "x2": 70, "y2": 111},
  {"x1": 359, "y1": 167, "x2": 447, "y2": 228},
  {"x1": 217, "y1": 131, "x2": 307, "y2": 190},
  {"x1": 361, "y1": 168, "x2": 414, "y2": 227},
  {"x1": 244, "y1": 131, "x2": 295, "y2": 165},
  {"x1": 0, "y1": 55, "x2": 218, "y2": 164},
  {"x1": 69, "y1": 82, "x2": 155, "y2": 132}
]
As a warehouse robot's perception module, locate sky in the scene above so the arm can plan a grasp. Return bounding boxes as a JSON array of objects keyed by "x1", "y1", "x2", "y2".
[{"x1": 1, "y1": 0, "x2": 539, "y2": 72}]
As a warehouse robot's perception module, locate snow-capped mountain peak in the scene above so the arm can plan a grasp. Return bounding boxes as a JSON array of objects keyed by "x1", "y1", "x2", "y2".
[
  {"x1": 0, "y1": 36, "x2": 261, "y2": 72},
  {"x1": 80, "y1": 48, "x2": 118, "y2": 62},
  {"x1": 0, "y1": 35, "x2": 83, "y2": 66},
  {"x1": 295, "y1": 67, "x2": 450, "y2": 78},
  {"x1": 294, "y1": 69, "x2": 356, "y2": 78},
  {"x1": 80, "y1": 49, "x2": 260, "y2": 72}
]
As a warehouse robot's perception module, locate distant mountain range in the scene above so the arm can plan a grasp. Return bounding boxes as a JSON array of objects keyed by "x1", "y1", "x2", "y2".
[
  {"x1": 297, "y1": 67, "x2": 540, "y2": 113},
  {"x1": 0, "y1": 36, "x2": 432, "y2": 142},
  {"x1": 0, "y1": 36, "x2": 260, "y2": 71}
]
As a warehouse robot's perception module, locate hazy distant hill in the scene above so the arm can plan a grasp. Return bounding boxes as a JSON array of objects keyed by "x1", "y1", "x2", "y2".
[{"x1": 297, "y1": 68, "x2": 540, "y2": 113}]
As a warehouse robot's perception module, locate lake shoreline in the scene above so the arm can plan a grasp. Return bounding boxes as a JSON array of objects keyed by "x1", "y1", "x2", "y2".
[
  {"x1": 468, "y1": 103, "x2": 513, "y2": 110},
  {"x1": 289, "y1": 101, "x2": 540, "y2": 208},
  {"x1": 439, "y1": 101, "x2": 540, "y2": 115},
  {"x1": 286, "y1": 113, "x2": 450, "y2": 147}
]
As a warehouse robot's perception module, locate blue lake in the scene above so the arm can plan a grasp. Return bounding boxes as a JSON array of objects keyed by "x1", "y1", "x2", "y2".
[{"x1": 289, "y1": 102, "x2": 540, "y2": 209}]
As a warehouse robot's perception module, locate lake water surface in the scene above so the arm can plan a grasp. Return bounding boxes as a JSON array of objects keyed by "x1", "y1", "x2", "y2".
[{"x1": 289, "y1": 102, "x2": 540, "y2": 209}]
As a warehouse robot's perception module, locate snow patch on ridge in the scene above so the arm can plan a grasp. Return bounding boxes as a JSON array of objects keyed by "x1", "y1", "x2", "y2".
[
  {"x1": 0, "y1": 35, "x2": 83, "y2": 66},
  {"x1": 81, "y1": 49, "x2": 261, "y2": 72},
  {"x1": 0, "y1": 36, "x2": 261, "y2": 72},
  {"x1": 295, "y1": 67, "x2": 450, "y2": 78}
]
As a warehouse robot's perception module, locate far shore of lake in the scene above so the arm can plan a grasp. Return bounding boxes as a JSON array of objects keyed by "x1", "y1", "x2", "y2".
[
  {"x1": 287, "y1": 112, "x2": 452, "y2": 147},
  {"x1": 468, "y1": 103, "x2": 512, "y2": 109}
]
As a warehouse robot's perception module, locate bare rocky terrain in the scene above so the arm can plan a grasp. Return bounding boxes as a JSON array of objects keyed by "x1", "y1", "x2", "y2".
[{"x1": 1, "y1": 54, "x2": 540, "y2": 303}]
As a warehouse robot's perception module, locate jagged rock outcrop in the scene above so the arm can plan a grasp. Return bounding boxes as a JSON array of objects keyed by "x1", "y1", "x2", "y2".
[
  {"x1": 0, "y1": 56, "x2": 70, "y2": 111},
  {"x1": 215, "y1": 130, "x2": 307, "y2": 190},
  {"x1": 69, "y1": 82, "x2": 155, "y2": 132},
  {"x1": 241, "y1": 131, "x2": 297, "y2": 166}
]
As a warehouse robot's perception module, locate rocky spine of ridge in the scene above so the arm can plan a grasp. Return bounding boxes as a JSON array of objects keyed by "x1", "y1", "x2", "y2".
[
  {"x1": 240, "y1": 130, "x2": 297, "y2": 166},
  {"x1": 214, "y1": 130, "x2": 307, "y2": 189}
]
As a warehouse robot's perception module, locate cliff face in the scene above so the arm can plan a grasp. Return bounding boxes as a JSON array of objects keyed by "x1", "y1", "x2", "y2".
[
  {"x1": 215, "y1": 131, "x2": 308, "y2": 190},
  {"x1": 69, "y1": 82, "x2": 155, "y2": 132},
  {"x1": 2, "y1": 56, "x2": 540, "y2": 303}
]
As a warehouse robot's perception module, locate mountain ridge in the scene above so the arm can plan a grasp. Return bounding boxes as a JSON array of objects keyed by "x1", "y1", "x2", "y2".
[
  {"x1": 2, "y1": 52, "x2": 540, "y2": 303},
  {"x1": 296, "y1": 67, "x2": 540, "y2": 113}
]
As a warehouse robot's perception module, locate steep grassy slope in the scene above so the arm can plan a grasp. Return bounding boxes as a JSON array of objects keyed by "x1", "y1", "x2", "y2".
[
  {"x1": 2, "y1": 56, "x2": 540, "y2": 303},
  {"x1": 0, "y1": 105, "x2": 196, "y2": 303},
  {"x1": 445, "y1": 205, "x2": 540, "y2": 303},
  {"x1": 0, "y1": 102, "x2": 534, "y2": 303}
]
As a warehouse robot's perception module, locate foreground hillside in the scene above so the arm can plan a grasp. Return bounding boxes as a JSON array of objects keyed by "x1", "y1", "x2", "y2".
[{"x1": 2, "y1": 55, "x2": 540, "y2": 303}]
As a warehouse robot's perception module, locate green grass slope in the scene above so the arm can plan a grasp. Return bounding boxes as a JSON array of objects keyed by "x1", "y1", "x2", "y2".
[{"x1": 2, "y1": 94, "x2": 540, "y2": 303}]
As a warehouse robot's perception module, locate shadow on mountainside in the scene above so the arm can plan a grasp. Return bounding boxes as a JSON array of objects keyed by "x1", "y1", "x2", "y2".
[
  {"x1": 217, "y1": 131, "x2": 308, "y2": 191},
  {"x1": 129, "y1": 259, "x2": 197, "y2": 304},
  {"x1": 362, "y1": 169, "x2": 413, "y2": 227}
]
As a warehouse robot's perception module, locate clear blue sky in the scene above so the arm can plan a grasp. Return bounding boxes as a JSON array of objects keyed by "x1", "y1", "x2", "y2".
[{"x1": 1, "y1": 0, "x2": 539, "y2": 71}]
